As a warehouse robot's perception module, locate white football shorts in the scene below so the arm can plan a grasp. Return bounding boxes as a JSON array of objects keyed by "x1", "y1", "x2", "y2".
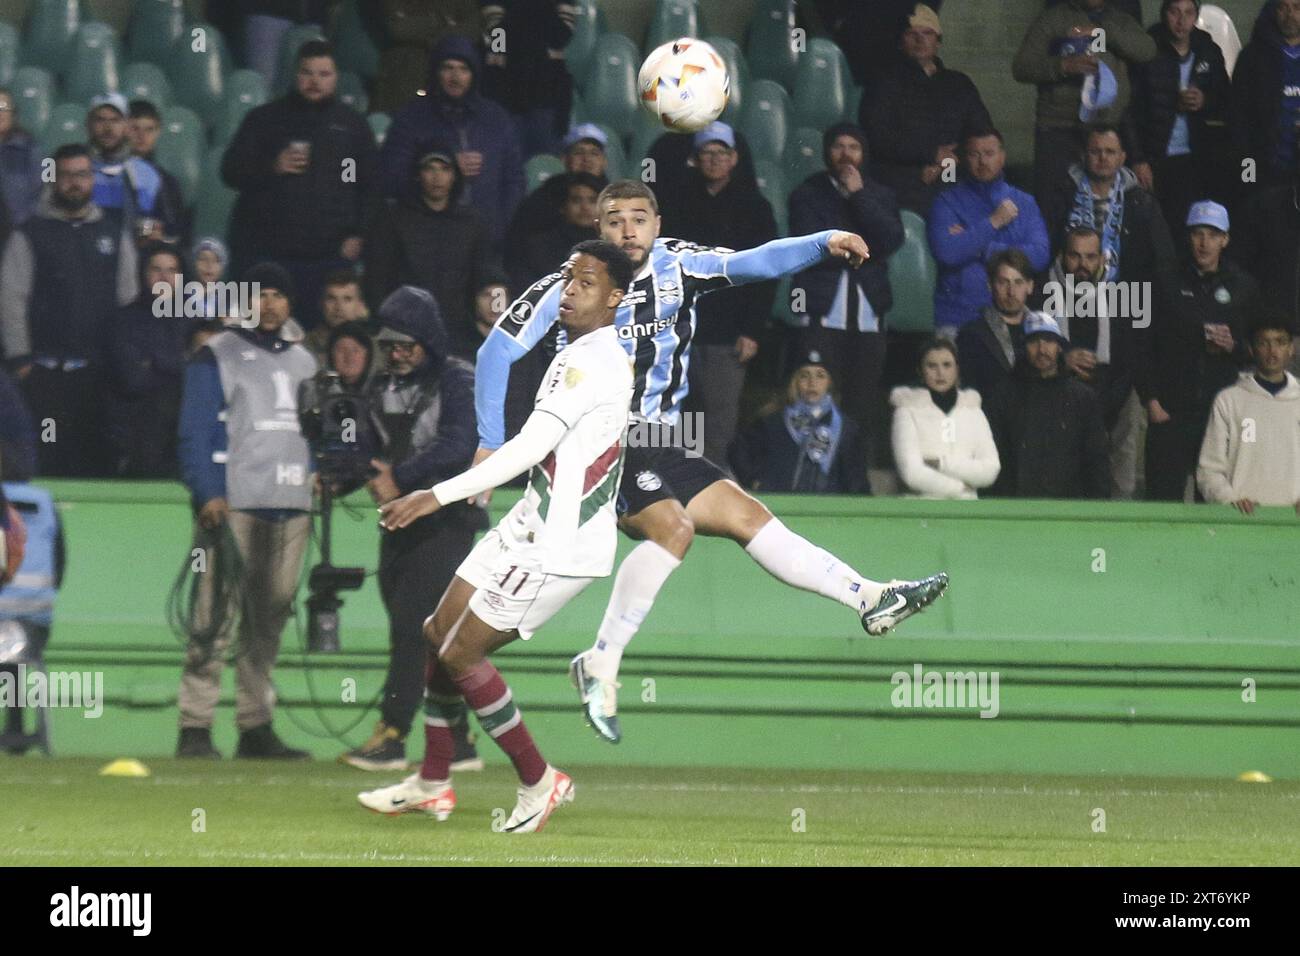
[{"x1": 455, "y1": 528, "x2": 594, "y2": 640}]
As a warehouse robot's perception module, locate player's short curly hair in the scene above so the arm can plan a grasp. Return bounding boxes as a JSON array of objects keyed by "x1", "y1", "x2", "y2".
[
  {"x1": 596, "y1": 179, "x2": 659, "y2": 216},
  {"x1": 570, "y1": 239, "x2": 635, "y2": 292}
]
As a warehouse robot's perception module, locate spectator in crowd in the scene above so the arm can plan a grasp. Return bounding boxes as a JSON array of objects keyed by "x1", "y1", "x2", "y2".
[
  {"x1": 891, "y1": 337, "x2": 1001, "y2": 498},
  {"x1": 1012, "y1": 0, "x2": 1156, "y2": 203},
  {"x1": 1047, "y1": 0, "x2": 1141, "y2": 18},
  {"x1": 1230, "y1": 0, "x2": 1300, "y2": 188},
  {"x1": 304, "y1": 269, "x2": 370, "y2": 364},
  {"x1": 326, "y1": 320, "x2": 374, "y2": 392},
  {"x1": 1042, "y1": 226, "x2": 1144, "y2": 497},
  {"x1": 860, "y1": 4, "x2": 991, "y2": 215},
  {"x1": 1233, "y1": 166, "x2": 1300, "y2": 376},
  {"x1": 661, "y1": 122, "x2": 779, "y2": 468},
  {"x1": 817, "y1": 0, "x2": 947, "y2": 95},
  {"x1": 510, "y1": 171, "x2": 600, "y2": 293},
  {"x1": 380, "y1": 35, "x2": 525, "y2": 251},
  {"x1": 1140, "y1": 201, "x2": 1256, "y2": 501},
  {"x1": 730, "y1": 350, "x2": 868, "y2": 494},
  {"x1": 985, "y1": 312, "x2": 1111, "y2": 498},
  {"x1": 338, "y1": 286, "x2": 485, "y2": 771},
  {"x1": 0, "y1": 144, "x2": 137, "y2": 477},
  {"x1": 1042, "y1": 126, "x2": 1176, "y2": 283},
  {"x1": 1129, "y1": 0, "x2": 1231, "y2": 231},
  {"x1": 190, "y1": 237, "x2": 232, "y2": 321},
  {"x1": 789, "y1": 123, "x2": 904, "y2": 458},
  {"x1": 956, "y1": 249, "x2": 1038, "y2": 406},
  {"x1": 365, "y1": 141, "x2": 507, "y2": 361},
  {"x1": 128, "y1": 99, "x2": 191, "y2": 246},
  {"x1": 222, "y1": 40, "x2": 380, "y2": 330},
  {"x1": 479, "y1": 0, "x2": 575, "y2": 158},
  {"x1": 645, "y1": 127, "x2": 759, "y2": 211},
  {"x1": 87, "y1": 93, "x2": 182, "y2": 244},
  {"x1": 175, "y1": 262, "x2": 317, "y2": 760},
  {"x1": 373, "y1": 0, "x2": 482, "y2": 113},
  {"x1": 1197, "y1": 314, "x2": 1300, "y2": 511},
  {"x1": 108, "y1": 242, "x2": 190, "y2": 478},
  {"x1": 506, "y1": 123, "x2": 609, "y2": 263},
  {"x1": 0, "y1": 365, "x2": 35, "y2": 481},
  {"x1": 238, "y1": 0, "x2": 332, "y2": 89},
  {"x1": 928, "y1": 126, "x2": 1050, "y2": 338},
  {"x1": 0, "y1": 87, "x2": 44, "y2": 225}
]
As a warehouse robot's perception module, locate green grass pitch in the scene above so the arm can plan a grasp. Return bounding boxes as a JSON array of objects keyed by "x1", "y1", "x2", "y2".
[{"x1": 2, "y1": 759, "x2": 1298, "y2": 866}]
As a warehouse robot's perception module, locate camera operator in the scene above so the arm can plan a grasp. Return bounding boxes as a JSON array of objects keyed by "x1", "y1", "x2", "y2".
[{"x1": 339, "y1": 285, "x2": 486, "y2": 771}]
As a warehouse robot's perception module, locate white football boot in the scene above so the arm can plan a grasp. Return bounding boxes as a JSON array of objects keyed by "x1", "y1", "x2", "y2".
[
  {"x1": 358, "y1": 773, "x2": 456, "y2": 820},
  {"x1": 501, "y1": 765, "x2": 574, "y2": 833}
]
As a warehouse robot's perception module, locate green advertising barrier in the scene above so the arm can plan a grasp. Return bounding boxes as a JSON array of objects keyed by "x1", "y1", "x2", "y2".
[{"x1": 15, "y1": 481, "x2": 1300, "y2": 779}]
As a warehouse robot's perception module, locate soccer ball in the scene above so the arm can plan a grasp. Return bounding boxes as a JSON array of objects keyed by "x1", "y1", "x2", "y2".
[{"x1": 638, "y1": 38, "x2": 730, "y2": 133}]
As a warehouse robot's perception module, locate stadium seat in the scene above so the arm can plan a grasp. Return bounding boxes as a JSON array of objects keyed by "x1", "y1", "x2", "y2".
[
  {"x1": 84, "y1": 0, "x2": 134, "y2": 35},
  {"x1": 702, "y1": 34, "x2": 746, "y2": 123},
  {"x1": 580, "y1": 33, "x2": 641, "y2": 138},
  {"x1": 122, "y1": 61, "x2": 173, "y2": 108},
  {"x1": 213, "y1": 68, "x2": 267, "y2": 145},
  {"x1": 191, "y1": 149, "x2": 236, "y2": 244},
  {"x1": 645, "y1": 0, "x2": 700, "y2": 55},
  {"x1": 884, "y1": 210, "x2": 937, "y2": 333},
  {"x1": 630, "y1": 109, "x2": 667, "y2": 166},
  {"x1": 335, "y1": 70, "x2": 368, "y2": 114},
  {"x1": 166, "y1": 24, "x2": 229, "y2": 119},
  {"x1": 753, "y1": 157, "x2": 787, "y2": 235},
  {"x1": 274, "y1": 23, "x2": 326, "y2": 95},
  {"x1": 366, "y1": 110, "x2": 390, "y2": 148},
  {"x1": 745, "y1": 0, "x2": 798, "y2": 90},
  {"x1": 737, "y1": 77, "x2": 791, "y2": 164},
  {"x1": 39, "y1": 101, "x2": 86, "y2": 153},
  {"x1": 565, "y1": 0, "x2": 603, "y2": 84},
  {"x1": 21, "y1": 0, "x2": 81, "y2": 70},
  {"x1": 1198, "y1": 4, "x2": 1242, "y2": 77},
  {"x1": 525, "y1": 153, "x2": 564, "y2": 192},
  {"x1": 63, "y1": 22, "x2": 124, "y2": 106},
  {"x1": 12, "y1": 65, "x2": 54, "y2": 139},
  {"x1": 595, "y1": 122, "x2": 628, "y2": 180},
  {"x1": 331, "y1": 0, "x2": 380, "y2": 80},
  {"x1": 770, "y1": 274, "x2": 793, "y2": 325},
  {"x1": 0, "y1": 22, "x2": 19, "y2": 87},
  {"x1": 128, "y1": 0, "x2": 186, "y2": 67},
  {"x1": 154, "y1": 104, "x2": 203, "y2": 205},
  {"x1": 781, "y1": 126, "x2": 823, "y2": 188},
  {"x1": 791, "y1": 37, "x2": 851, "y2": 132}
]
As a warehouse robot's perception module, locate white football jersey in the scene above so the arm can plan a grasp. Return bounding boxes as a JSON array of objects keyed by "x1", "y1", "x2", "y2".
[{"x1": 497, "y1": 324, "x2": 633, "y2": 577}]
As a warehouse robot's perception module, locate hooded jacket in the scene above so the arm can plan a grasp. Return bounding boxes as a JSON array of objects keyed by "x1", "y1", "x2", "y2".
[
  {"x1": 379, "y1": 35, "x2": 526, "y2": 249},
  {"x1": 1230, "y1": 9, "x2": 1300, "y2": 178},
  {"x1": 1197, "y1": 371, "x2": 1300, "y2": 506},
  {"x1": 1129, "y1": 23, "x2": 1230, "y2": 166},
  {"x1": 890, "y1": 385, "x2": 1001, "y2": 499},
  {"x1": 927, "y1": 174, "x2": 1050, "y2": 331}
]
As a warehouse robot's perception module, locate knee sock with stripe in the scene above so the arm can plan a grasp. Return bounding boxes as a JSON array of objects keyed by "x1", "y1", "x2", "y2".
[
  {"x1": 420, "y1": 656, "x2": 464, "y2": 783},
  {"x1": 453, "y1": 659, "x2": 547, "y2": 787}
]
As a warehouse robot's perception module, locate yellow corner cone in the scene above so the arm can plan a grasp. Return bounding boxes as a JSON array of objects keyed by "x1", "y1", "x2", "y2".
[
  {"x1": 99, "y1": 758, "x2": 151, "y2": 778},
  {"x1": 1237, "y1": 770, "x2": 1273, "y2": 784}
]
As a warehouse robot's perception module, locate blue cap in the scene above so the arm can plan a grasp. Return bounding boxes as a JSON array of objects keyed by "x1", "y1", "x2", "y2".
[
  {"x1": 88, "y1": 91, "x2": 129, "y2": 116},
  {"x1": 1078, "y1": 61, "x2": 1118, "y2": 122},
  {"x1": 692, "y1": 121, "x2": 735, "y2": 150},
  {"x1": 562, "y1": 123, "x2": 608, "y2": 151},
  {"x1": 1186, "y1": 200, "x2": 1230, "y2": 233},
  {"x1": 1023, "y1": 311, "x2": 1069, "y2": 344}
]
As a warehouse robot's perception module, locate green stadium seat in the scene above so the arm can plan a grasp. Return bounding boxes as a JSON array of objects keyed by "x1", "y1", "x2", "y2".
[
  {"x1": 122, "y1": 61, "x2": 172, "y2": 108},
  {"x1": 154, "y1": 104, "x2": 203, "y2": 205},
  {"x1": 781, "y1": 126, "x2": 823, "y2": 189},
  {"x1": 645, "y1": 0, "x2": 700, "y2": 55},
  {"x1": 39, "y1": 101, "x2": 86, "y2": 153},
  {"x1": 594, "y1": 122, "x2": 628, "y2": 180},
  {"x1": 84, "y1": 0, "x2": 134, "y2": 35},
  {"x1": 13, "y1": 65, "x2": 54, "y2": 139},
  {"x1": 753, "y1": 157, "x2": 787, "y2": 234},
  {"x1": 191, "y1": 149, "x2": 236, "y2": 244},
  {"x1": 745, "y1": 0, "x2": 798, "y2": 90},
  {"x1": 331, "y1": 0, "x2": 380, "y2": 79},
  {"x1": 702, "y1": 35, "x2": 746, "y2": 123},
  {"x1": 630, "y1": 109, "x2": 667, "y2": 165},
  {"x1": 63, "y1": 22, "x2": 124, "y2": 106},
  {"x1": 885, "y1": 210, "x2": 937, "y2": 333},
  {"x1": 366, "y1": 111, "x2": 390, "y2": 148},
  {"x1": 274, "y1": 23, "x2": 326, "y2": 95},
  {"x1": 565, "y1": 0, "x2": 602, "y2": 84},
  {"x1": 166, "y1": 23, "x2": 229, "y2": 119},
  {"x1": 128, "y1": 0, "x2": 186, "y2": 67},
  {"x1": 0, "y1": 22, "x2": 19, "y2": 86},
  {"x1": 213, "y1": 68, "x2": 266, "y2": 145},
  {"x1": 737, "y1": 77, "x2": 791, "y2": 164},
  {"x1": 525, "y1": 153, "x2": 564, "y2": 192},
  {"x1": 770, "y1": 274, "x2": 793, "y2": 325},
  {"x1": 791, "y1": 37, "x2": 851, "y2": 132},
  {"x1": 580, "y1": 33, "x2": 640, "y2": 138},
  {"x1": 846, "y1": 83, "x2": 862, "y2": 126},
  {"x1": 335, "y1": 70, "x2": 368, "y2": 114},
  {"x1": 21, "y1": 0, "x2": 81, "y2": 70}
]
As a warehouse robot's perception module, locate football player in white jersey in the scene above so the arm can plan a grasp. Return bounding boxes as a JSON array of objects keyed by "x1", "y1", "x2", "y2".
[{"x1": 357, "y1": 241, "x2": 635, "y2": 833}]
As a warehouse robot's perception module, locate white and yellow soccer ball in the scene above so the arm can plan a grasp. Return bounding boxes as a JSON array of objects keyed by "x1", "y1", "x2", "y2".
[{"x1": 638, "y1": 37, "x2": 730, "y2": 133}]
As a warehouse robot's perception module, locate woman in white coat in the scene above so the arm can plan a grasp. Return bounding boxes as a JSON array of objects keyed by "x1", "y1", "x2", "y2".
[{"x1": 891, "y1": 338, "x2": 1001, "y2": 499}]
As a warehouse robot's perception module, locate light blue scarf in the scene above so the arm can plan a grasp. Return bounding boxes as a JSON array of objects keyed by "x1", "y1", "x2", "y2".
[
  {"x1": 784, "y1": 395, "x2": 843, "y2": 480},
  {"x1": 1068, "y1": 170, "x2": 1124, "y2": 282}
]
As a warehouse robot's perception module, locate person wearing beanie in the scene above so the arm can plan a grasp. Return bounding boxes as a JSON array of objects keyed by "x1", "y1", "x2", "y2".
[
  {"x1": 787, "y1": 122, "x2": 904, "y2": 463},
  {"x1": 174, "y1": 259, "x2": 318, "y2": 761},
  {"x1": 326, "y1": 320, "x2": 374, "y2": 392},
  {"x1": 221, "y1": 39, "x2": 381, "y2": 329}
]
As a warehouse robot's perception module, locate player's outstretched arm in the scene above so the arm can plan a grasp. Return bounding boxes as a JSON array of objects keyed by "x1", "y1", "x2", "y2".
[{"x1": 696, "y1": 230, "x2": 870, "y2": 287}]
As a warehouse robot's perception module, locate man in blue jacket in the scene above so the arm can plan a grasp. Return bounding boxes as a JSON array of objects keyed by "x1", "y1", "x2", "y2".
[
  {"x1": 928, "y1": 125, "x2": 1051, "y2": 338},
  {"x1": 380, "y1": 35, "x2": 526, "y2": 252}
]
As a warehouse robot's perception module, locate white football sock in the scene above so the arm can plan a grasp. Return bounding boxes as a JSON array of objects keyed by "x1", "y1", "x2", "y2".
[
  {"x1": 588, "y1": 541, "x2": 682, "y2": 681},
  {"x1": 744, "y1": 518, "x2": 885, "y2": 612}
]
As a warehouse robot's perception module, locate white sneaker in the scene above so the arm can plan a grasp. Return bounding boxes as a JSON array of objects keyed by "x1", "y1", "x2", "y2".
[
  {"x1": 358, "y1": 773, "x2": 456, "y2": 820},
  {"x1": 501, "y1": 765, "x2": 574, "y2": 833}
]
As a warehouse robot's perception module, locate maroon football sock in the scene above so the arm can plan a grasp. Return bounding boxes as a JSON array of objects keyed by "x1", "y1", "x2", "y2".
[{"x1": 453, "y1": 659, "x2": 547, "y2": 786}]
